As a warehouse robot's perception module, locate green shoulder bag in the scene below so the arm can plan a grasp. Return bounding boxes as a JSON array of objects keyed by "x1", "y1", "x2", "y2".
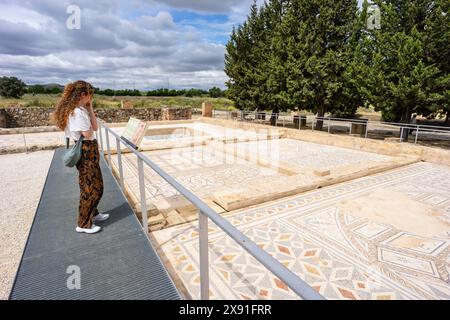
[{"x1": 63, "y1": 135, "x2": 85, "y2": 167}]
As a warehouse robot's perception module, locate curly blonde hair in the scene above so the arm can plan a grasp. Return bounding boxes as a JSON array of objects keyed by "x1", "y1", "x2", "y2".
[{"x1": 53, "y1": 80, "x2": 94, "y2": 130}]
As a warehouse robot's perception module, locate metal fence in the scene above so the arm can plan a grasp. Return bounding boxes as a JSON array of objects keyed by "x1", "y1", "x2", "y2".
[
  {"x1": 221, "y1": 110, "x2": 450, "y2": 145},
  {"x1": 95, "y1": 119, "x2": 324, "y2": 301}
]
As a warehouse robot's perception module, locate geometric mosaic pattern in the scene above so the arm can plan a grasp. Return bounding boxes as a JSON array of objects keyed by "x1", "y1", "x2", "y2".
[
  {"x1": 153, "y1": 162, "x2": 450, "y2": 300},
  {"x1": 110, "y1": 134, "x2": 400, "y2": 207},
  {"x1": 111, "y1": 144, "x2": 284, "y2": 202},
  {"x1": 222, "y1": 138, "x2": 395, "y2": 172}
]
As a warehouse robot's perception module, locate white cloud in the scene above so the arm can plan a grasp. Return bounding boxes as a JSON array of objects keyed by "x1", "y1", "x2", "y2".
[
  {"x1": 137, "y1": 11, "x2": 175, "y2": 30},
  {"x1": 149, "y1": 0, "x2": 243, "y2": 14},
  {"x1": 0, "y1": 0, "x2": 261, "y2": 89}
]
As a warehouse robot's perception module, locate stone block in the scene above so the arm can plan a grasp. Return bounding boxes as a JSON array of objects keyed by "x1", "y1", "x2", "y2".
[
  {"x1": 0, "y1": 109, "x2": 8, "y2": 128},
  {"x1": 166, "y1": 210, "x2": 186, "y2": 226},
  {"x1": 314, "y1": 169, "x2": 331, "y2": 177},
  {"x1": 149, "y1": 214, "x2": 166, "y2": 226},
  {"x1": 149, "y1": 223, "x2": 166, "y2": 232},
  {"x1": 202, "y1": 102, "x2": 213, "y2": 117},
  {"x1": 134, "y1": 201, "x2": 159, "y2": 218},
  {"x1": 121, "y1": 100, "x2": 133, "y2": 109}
]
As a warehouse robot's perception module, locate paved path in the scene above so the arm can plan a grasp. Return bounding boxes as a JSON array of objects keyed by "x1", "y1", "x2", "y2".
[
  {"x1": 9, "y1": 148, "x2": 180, "y2": 300},
  {"x1": 0, "y1": 150, "x2": 54, "y2": 300}
]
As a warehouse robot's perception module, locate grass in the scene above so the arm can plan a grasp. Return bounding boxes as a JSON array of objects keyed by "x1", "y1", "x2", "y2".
[
  {"x1": 0, "y1": 95, "x2": 388, "y2": 120},
  {"x1": 0, "y1": 94, "x2": 236, "y2": 110}
]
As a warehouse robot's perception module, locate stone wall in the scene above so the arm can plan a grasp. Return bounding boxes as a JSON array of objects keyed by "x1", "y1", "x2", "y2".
[
  {"x1": 161, "y1": 106, "x2": 192, "y2": 121},
  {"x1": 0, "y1": 106, "x2": 192, "y2": 128},
  {"x1": 3, "y1": 108, "x2": 55, "y2": 128},
  {"x1": 94, "y1": 108, "x2": 162, "y2": 124}
]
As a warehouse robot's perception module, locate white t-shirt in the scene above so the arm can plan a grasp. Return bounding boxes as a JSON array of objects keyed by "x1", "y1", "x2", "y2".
[{"x1": 64, "y1": 106, "x2": 94, "y2": 141}]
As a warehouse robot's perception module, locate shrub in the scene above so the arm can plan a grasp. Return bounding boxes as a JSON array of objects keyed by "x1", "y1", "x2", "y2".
[{"x1": 0, "y1": 76, "x2": 26, "y2": 98}]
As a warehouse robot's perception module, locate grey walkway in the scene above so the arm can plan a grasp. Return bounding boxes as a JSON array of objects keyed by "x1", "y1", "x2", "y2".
[{"x1": 9, "y1": 148, "x2": 181, "y2": 300}]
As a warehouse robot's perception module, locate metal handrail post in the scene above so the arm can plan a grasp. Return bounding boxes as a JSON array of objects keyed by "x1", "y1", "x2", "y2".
[
  {"x1": 116, "y1": 137, "x2": 125, "y2": 190},
  {"x1": 199, "y1": 210, "x2": 210, "y2": 300},
  {"x1": 400, "y1": 127, "x2": 404, "y2": 142},
  {"x1": 105, "y1": 127, "x2": 112, "y2": 168},
  {"x1": 365, "y1": 122, "x2": 369, "y2": 139},
  {"x1": 138, "y1": 157, "x2": 149, "y2": 236},
  {"x1": 98, "y1": 124, "x2": 104, "y2": 155},
  {"x1": 415, "y1": 126, "x2": 420, "y2": 144},
  {"x1": 328, "y1": 118, "x2": 331, "y2": 134}
]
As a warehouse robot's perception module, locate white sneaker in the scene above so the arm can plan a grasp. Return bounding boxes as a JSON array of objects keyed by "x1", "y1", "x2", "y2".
[
  {"x1": 76, "y1": 224, "x2": 101, "y2": 234},
  {"x1": 93, "y1": 213, "x2": 110, "y2": 222}
]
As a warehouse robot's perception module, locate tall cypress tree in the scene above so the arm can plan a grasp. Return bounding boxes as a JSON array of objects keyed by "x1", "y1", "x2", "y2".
[
  {"x1": 225, "y1": 0, "x2": 448, "y2": 127},
  {"x1": 354, "y1": 0, "x2": 440, "y2": 129},
  {"x1": 425, "y1": 0, "x2": 450, "y2": 123},
  {"x1": 284, "y1": 0, "x2": 359, "y2": 129},
  {"x1": 264, "y1": 0, "x2": 291, "y2": 116},
  {"x1": 224, "y1": 26, "x2": 240, "y2": 107},
  {"x1": 225, "y1": 1, "x2": 269, "y2": 111},
  {"x1": 224, "y1": 22, "x2": 253, "y2": 109}
]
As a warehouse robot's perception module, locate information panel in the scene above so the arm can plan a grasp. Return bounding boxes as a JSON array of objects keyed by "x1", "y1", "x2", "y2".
[{"x1": 121, "y1": 117, "x2": 148, "y2": 149}]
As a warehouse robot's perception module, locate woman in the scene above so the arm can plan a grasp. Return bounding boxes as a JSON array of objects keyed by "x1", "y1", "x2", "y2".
[{"x1": 54, "y1": 80, "x2": 109, "y2": 234}]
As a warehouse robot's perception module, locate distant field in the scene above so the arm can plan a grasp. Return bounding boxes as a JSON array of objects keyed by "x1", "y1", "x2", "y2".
[
  {"x1": 0, "y1": 94, "x2": 237, "y2": 110},
  {"x1": 0, "y1": 94, "x2": 395, "y2": 121}
]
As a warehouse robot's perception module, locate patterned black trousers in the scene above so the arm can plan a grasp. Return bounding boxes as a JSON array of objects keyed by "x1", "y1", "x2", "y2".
[{"x1": 75, "y1": 139, "x2": 104, "y2": 228}]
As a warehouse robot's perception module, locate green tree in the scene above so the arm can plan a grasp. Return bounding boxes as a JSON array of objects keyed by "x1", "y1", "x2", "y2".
[
  {"x1": 27, "y1": 85, "x2": 46, "y2": 94},
  {"x1": 424, "y1": 0, "x2": 450, "y2": 122},
  {"x1": 185, "y1": 88, "x2": 205, "y2": 97},
  {"x1": 265, "y1": 0, "x2": 291, "y2": 116},
  {"x1": 225, "y1": 0, "x2": 360, "y2": 128},
  {"x1": 0, "y1": 76, "x2": 26, "y2": 98},
  {"x1": 353, "y1": 0, "x2": 440, "y2": 130},
  {"x1": 225, "y1": 1, "x2": 270, "y2": 111},
  {"x1": 209, "y1": 87, "x2": 224, "y2": 98},
  {"x1": 285, "y1": 0, "x2": 359, "y2": 129}
]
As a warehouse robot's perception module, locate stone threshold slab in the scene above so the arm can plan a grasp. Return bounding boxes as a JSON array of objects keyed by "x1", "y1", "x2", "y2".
[{"x1": 212, "y1": 157, "x2": 419, "y2": 211}]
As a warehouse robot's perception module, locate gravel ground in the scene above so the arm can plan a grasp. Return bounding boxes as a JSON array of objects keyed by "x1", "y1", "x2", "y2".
[{"x1": 0, "y1": 150, "x2": 54, "y2": 299}]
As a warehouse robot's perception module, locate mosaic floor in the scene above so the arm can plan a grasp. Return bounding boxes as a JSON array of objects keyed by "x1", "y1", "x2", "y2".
[
  {"x1": 110, "y1": 134, "x2": 405, "y2": 212},
  {"x1": 217, "y1": 139, "x2": 400, "y2": 174},
  {"x1": 218, "y1": 138, "x2": 394, "y2": 173},
  {"x1": 153, "y1": 162, "x2": 450, "y2": 300},
  {"x1": 102, "y1": 122, "x2": 280, "y2": 153},
  {"x1": 111, "y1": 143, "x2": 285, "y2": 204}
]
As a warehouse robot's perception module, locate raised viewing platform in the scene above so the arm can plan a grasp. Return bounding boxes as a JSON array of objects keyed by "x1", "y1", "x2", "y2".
[{"x1": 9, "y1": 148, "x2": 181, "y2": 300}]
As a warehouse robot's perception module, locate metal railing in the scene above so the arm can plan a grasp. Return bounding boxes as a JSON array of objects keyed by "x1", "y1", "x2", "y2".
[
  {"x1": 223, "y1": 110, "x2": 450, "y2": 145},
  {"x1": 95, "y1": 119, "x2": 324, "y2": 301}
]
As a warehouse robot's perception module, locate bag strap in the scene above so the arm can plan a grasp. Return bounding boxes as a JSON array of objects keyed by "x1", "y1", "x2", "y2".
[{"x1": 74, "y1": 134, "x2": 85, "y2": 144}]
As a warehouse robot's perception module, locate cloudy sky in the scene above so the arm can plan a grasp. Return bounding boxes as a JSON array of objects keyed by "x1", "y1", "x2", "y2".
[
  {"x1": 0, "y1": 0, "x2": 364, "y2": 90},
  {"x1": 0, "y1": 0, "x2": 268, "y2": 90}
]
